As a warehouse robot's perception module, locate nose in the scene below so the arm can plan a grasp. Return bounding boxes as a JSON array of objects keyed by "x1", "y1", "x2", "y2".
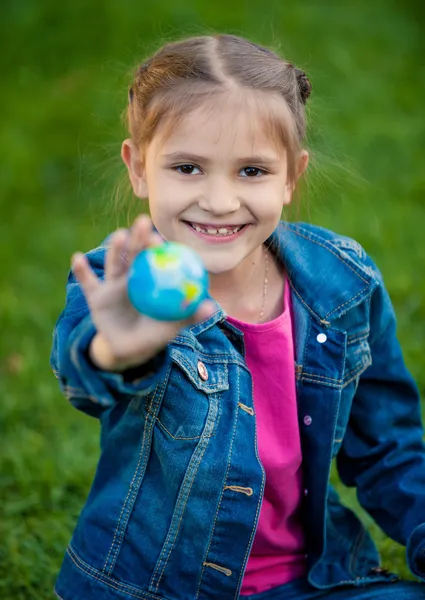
[{"x1": 198, "y1": 179, "x2": 241, "y2": 215}]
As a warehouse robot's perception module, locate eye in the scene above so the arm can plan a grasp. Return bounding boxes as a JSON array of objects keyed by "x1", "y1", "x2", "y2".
[
  {"x1": 239, "y1": 167, "x2": 267, "y2": 178},
  {"x1": 174, "y1": 164, "x2": 202, "y2": 175}
]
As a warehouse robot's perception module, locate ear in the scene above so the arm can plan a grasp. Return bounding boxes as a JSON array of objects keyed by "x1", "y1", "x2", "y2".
[
  {"x1": 297, "y1": 149, "x2": 309, "y2": 178},
  {"x1": 121, "y1": 139, "x2": 149, "y2": 199},
  {"x1": 283, "y1": 149, "x2": 309, "y2": 205}
]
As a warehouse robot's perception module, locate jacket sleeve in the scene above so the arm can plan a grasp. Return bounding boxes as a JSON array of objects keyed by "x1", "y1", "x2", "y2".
[
  {"x1": 50, "y1": 242, "x2": 170, "y2": 418},
  {"x1": 336, "y1": 253, "x2": 425, "y2": 581}
]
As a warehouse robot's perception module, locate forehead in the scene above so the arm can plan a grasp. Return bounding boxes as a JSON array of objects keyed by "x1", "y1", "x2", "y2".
[{"x1": 151, "y1": 88, "x2": 292, "y2": 159}]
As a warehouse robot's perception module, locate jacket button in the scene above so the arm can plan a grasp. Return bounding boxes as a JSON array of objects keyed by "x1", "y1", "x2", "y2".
[
  {"x1": 316, "y1": 333, "x2": 327, "y2": 344},
  {"x1": 303, "y1": 415, "x2": 312, "y2": 426},
  {"x1": 197, "y1": 361, "x2": 208, "y2": 381}
]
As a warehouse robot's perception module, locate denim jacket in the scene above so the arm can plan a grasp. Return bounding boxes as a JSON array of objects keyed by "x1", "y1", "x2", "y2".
[{"x1": 51, "y1": 222, "x2": 425, "y2": 600}]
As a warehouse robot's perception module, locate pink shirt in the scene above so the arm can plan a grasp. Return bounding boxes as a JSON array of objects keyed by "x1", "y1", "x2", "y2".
[{"x1": 227, "y1": 280, "x2": 306, "y2": 595}]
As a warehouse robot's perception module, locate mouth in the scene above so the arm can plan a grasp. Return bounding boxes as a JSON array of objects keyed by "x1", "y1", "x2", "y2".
[{"x1": 183, "y1": 221, "x2": 248, "y2": 237}]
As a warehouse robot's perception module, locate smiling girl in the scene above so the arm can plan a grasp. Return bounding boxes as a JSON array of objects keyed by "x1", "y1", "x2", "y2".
[{"x1": 51, "y1": 34, "x2": 425, "y2": 600}]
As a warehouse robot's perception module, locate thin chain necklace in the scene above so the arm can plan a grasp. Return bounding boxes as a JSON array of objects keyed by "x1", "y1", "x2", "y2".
[{"x1": 258, "y1": 245, "x2": 269, "y2": 323}]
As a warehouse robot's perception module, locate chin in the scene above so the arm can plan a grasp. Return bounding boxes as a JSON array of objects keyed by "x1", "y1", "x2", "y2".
[{"x1": 202, "y1": 257, "x2": 242, "y2": 275}]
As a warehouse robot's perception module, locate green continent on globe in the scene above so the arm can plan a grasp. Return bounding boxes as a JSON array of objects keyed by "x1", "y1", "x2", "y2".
[
  {"x1": 151, "y1": 244, "x2": 180, "y2": 270},
  {"x1": 181, "y1": 281, "x2": 201, "y2": 307}
]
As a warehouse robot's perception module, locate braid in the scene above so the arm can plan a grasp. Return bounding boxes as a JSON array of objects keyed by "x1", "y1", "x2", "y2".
[{"x1": 294, "y1": 68, "x2": 312, "y2": 104}]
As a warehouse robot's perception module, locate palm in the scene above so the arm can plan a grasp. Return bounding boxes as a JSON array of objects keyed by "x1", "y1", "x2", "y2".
[{"x1": 72, "y1": 216, "x2": 213, "y2": 368}]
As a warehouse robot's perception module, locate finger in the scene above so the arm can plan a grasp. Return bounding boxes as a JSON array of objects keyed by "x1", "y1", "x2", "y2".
[
  {"x1": 105, "y1": 229, "x2": 129, "y2": 281},
  {"x1": 72, "y1": 253, "x2": 102, "y2": 299},
  {"x1": 193, "y1": 300, "x2": 217, "y2": 322},
  {"x1": 184, "y1": 300, "x2": 217, "y2": 327},
  {"x1": 149, "y1": 231, "x2": 164, "y2": 247},
  {"x1": 127, "y1": 214, "x2": 153, "y2": 264}
]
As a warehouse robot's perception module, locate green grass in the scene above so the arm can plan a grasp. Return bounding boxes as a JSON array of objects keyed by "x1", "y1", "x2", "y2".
[{"x1": 1, "y1": 1, "x2": 424, "y2": 598}]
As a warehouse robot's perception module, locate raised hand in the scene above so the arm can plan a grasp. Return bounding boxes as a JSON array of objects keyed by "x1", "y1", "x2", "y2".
[{"x1": 71, "y1": 215, "x2": 214, "y2": 372}]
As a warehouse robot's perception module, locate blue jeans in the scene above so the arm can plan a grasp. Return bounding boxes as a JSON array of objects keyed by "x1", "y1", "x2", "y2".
[{"x1": 242, "y1": 578, "x2": 425, "y2": 599}]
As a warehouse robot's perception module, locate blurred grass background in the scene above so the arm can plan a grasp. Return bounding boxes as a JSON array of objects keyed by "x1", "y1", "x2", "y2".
[{"x1": 0, "y1": 0, "x2": 424, "y2": 598}]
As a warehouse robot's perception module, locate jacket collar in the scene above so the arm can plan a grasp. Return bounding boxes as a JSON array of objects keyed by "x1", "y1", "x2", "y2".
[
  {"x1": 189, "y1": 221, "x2": 380, "y2": 337},
  {"x1": 269, "y1": 222, "x2": 379, "y2": 325}
]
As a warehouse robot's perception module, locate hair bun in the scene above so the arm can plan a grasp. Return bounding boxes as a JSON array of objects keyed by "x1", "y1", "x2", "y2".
[{"x1": 295, "y1": 68, "x2": 312, "y2": 104}]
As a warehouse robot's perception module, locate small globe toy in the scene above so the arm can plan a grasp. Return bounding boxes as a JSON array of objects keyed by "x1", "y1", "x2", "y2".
[{"x1": 127, "y1": 242, "x2": 209, "y2": 321}]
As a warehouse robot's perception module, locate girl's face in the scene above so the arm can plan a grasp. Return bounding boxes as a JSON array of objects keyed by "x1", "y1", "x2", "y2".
[{"x1": 123, "y1": 91, "x2": 308, "y2": 276}]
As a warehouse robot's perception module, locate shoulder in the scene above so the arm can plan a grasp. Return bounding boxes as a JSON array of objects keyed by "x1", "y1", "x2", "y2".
[
  {"x1": 85, "y1": 237, "x2": 111, "y2": 270},
  {"x1": 281, "y1": 221, "x2": 379, "y2": 279}
]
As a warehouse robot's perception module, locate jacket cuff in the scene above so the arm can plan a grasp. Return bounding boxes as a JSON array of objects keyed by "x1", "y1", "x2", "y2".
[
  {"x1": 407, "y1": 523, "x2": 425, "y2": 580},
  {"x1": 68, "y1": 315, "x2": 171, "y2": 405}
]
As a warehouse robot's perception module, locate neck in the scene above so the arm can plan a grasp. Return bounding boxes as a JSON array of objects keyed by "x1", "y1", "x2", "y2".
[{"x1": 209, "y1": 245, "x2": 276, "y2": 323}]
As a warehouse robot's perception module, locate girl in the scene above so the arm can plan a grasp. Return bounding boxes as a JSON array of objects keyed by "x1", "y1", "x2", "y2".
[{"x1": 51, "y1": 35, "x2": 425, "y2": 599}]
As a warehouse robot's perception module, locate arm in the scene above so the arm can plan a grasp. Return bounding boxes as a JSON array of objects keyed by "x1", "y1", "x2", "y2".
[
  {"x1": 50, "y1": 241, "x2": 170, "y2": 418},
  {"x1": 336, "y1": 255, "x2": 425, "y2": 580}
]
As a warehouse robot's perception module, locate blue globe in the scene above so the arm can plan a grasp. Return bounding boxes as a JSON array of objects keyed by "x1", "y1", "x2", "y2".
[{"x1": 127, "y1": 242, "x2": 209, "y2": 321}]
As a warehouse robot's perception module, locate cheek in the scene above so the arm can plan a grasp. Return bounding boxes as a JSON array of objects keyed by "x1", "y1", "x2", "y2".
[
  {"x1": 250, "y1": 187, "x2": 289, "y2": 219},
  {"x1": 152, "y1": 174, "x2": 190, "y2": 210}
]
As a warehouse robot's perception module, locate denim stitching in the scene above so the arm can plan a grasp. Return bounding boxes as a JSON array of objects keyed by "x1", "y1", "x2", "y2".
[
  {"x1": 172, "y1": 340, "x2": 247, "y2": 368},
  {"x1": 332, "y1": 239, "x2": 364, "y2": 258},
  {"x1": 195, "y1": 369, "x2": 242, "y2": 600},
  {"x1": 171, "y1": 351, "x2": 229, "y2": 392},
  {"x1": 302, "y1": 317, "x2": 312, "y2": 373},
  {"x1": 70, "y1": 322, "x2": 108, "y2": 404},
  {"x1": 63, "y1": 387, "x2": 102, "y2": 404},
  {"x1": 62, "y1": 384, "x2": 93, "y2": 394},
  {"x1": 234, "y1": 367, "x2": 266, "y2": 600},
  {"x1": 188, "y1": 308, "x2": 225, "y2": 336},
  {"x1": 343, "y1": 354, "x2": 372, "y2": 386},
  {"x1": 301, "y1": 377, "x2": 340, "y2": 389},
  {"x1": 288, "y1": 277, "x2": 328, "y2": 325},
  {"x1": 238, "y1": 402, "x2": 254, "y2": 416},
  {"x1": 103, "y1": 372, "x2": 169, "y2": 575},
  {"x1": 347, "y1": 331, "x2": 370, "y2": 344},
  {"x1": 286, "y1": 230, "x2": 376, "y2": 323},
  {"x1": 203, "y1": 562, "x2": 232, "y2": 576},
  {"x1": 301, "y1": 355, "x2": 371, "y2": 388},
  {"x1": 102, "y1": 415, "x2": 152, "y2": 573},
  {"x1": 150, "y1": 395, "x2": 220, "y2": 592},
  {"x1": 301, "y1": 371, "x2": 342, "y2": 383},
  {"x1": 53, "y1": 590, "x2": 65, "y2": 600},
  {"x1": 325, "y1": 286, "x2": 371, "y2": 319},
  {"x1": 302, "y1": 359, "x2": 368, "y2": 383},
  {"x1": 152, "y1": 398, "x2": 219, "y2": 587},
  {"x1": 224, "y1": 485, "x2": 253, "y2": 496},
  {"x1": 103, "y1": 405, "x2": 155, "y2": 574},
  {"x1": 146, "y1": 407, "x2": 216, "y2": 441},
  {"x1": 342, "y1": 368, "x2": 371, "y2": 389},
  {"x1": 67, "y1": 545, "x2": 166, "y2": 600},
  {"x1": 291, "y1": 228, "x2": 370, "y2": 285},
  {"x1": 349, "y1": 526, "x2": 367, "y2": 577},
  {"x1": 145, "y1": 381, "x2": 162, "y2": 414}
]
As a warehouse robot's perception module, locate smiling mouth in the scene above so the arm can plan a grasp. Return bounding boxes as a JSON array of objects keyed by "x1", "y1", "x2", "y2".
[{"x1": 184, "y1": 221, "x2": 247, "y2": 236}]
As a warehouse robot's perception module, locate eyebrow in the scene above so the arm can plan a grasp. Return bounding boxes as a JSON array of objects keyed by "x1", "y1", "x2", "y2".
[{"x1": 162, "y1": 152, "x2": 281, "y2": 166}]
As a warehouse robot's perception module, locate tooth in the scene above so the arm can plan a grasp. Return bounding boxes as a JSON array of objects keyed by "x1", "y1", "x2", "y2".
[
  {"x1": 207, "y1": 228, "x2": 218, "y2": 234},
  {"x1": 218, "y1": 228, "x2": 228, "y2": 234}
]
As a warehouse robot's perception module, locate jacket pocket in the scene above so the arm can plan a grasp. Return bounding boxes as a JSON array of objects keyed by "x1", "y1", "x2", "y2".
[
  {"x1": 342, "y1": 330, "x2": 372, "y2": 388},
  {"x1": 332, "y1": 332, "x2": 372, "y2": 452},
  {"x1": 153, "y1": 347, "x2": 229, "y2": 440}
]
